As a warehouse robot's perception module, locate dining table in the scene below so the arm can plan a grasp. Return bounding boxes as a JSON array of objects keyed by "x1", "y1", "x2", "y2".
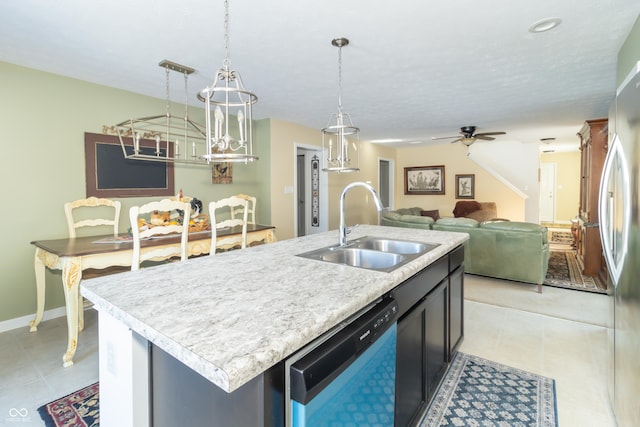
[{"x1": 29, "y1": 224, "x2": 276, "y2": 367}]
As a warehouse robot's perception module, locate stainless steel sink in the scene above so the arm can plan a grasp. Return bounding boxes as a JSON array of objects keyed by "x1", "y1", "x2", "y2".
[
  {"x1": 297, "y1": 236, "x2": 440, "y2": 272},
  {"x1": 350, "y1": 237, "x2": 436, "y2": 254},
  {"x1": 321, "y1": 248, "x2": 405, "y2": 270}
]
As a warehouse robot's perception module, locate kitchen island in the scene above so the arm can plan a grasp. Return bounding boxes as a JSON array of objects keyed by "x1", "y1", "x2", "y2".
[{"x1": 81, "y1": 225, "x2": 468, "y2": 426}]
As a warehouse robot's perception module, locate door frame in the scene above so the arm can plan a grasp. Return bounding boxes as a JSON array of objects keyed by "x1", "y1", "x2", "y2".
[
  {"x1": 378, "y1": 157, "x2": 395, "y2": 211},
  {"x1": 293, "y1": 143, "x2": 328, "y2": 237}
]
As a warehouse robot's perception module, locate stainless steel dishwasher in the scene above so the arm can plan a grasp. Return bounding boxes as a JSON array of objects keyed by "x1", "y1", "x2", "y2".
[{"x1": 285, "y1": 297, "x2": 399, "y2": 427}]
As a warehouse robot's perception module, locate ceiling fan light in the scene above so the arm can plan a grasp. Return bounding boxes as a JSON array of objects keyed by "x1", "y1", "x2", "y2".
[{"x1": 461, "y1": 137, "x2": 475, "y2": 146}]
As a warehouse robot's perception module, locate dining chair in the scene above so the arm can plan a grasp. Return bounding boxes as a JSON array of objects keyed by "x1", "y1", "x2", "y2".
[
  {"x1": 129, "y1": 199, "x2": 191, "y2": 270},
  {"x1": 65, "y1": 197, "x2": 121, "y2": 238},
  {"x1": 64, "y1": 197, "x2": 123, "y2": 330},
  {"x1": 209, "y1": 196, "x2": 248, "y2": 255},
  {"x1": 231, "y1": 194, "x2": 256, "y2": 225}
]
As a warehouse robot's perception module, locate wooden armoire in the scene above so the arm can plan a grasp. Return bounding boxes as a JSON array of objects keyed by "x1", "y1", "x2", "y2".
[{"x1": 575, "y1": 118, "x2": 608, "y2": 281}]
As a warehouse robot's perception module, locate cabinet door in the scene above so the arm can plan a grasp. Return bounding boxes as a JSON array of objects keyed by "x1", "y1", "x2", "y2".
[
  {"x1": 448, "y1": 266, "x2": 464, "y2": 360},
  {"x1": 425, "y1": 280, "x2": 448, "y2": 401},
  {"x1": 395, "y1": 300, "x2": 427, "y2": 427}
]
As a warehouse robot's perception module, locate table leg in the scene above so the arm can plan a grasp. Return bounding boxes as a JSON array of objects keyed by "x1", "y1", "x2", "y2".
[
  {"x1": 61, "y1": 257, "x2": 82, "y2": 367},
  {"x1": 264, "y1": 230, "x2": 276, "y2": 243},
  {"x1": 29, "y1": 248, "x2": 47, "y2": 332},
  {"x1": 78, "y1": 293, "x2": 85, "y2": 332}
]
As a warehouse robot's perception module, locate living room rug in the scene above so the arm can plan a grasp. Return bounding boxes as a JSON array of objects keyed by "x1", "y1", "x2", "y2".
[
  {"x1": 544, "y1": 250, "x2": 605, "y2": 294},
  {"x1": 38, "y1": 382, "x2": 99, "y2": 427},
  {"x1": 419, "y1": 352, "x2": 557, "y2": 427},
  {"x1": 550, "y1": 230, "x2": 574, "y2": 245}
]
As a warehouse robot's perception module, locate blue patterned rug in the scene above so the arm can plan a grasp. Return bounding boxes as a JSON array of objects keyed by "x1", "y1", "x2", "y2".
[{"x1": 419, "y1": 353, "x2": 557, "y2": 427}]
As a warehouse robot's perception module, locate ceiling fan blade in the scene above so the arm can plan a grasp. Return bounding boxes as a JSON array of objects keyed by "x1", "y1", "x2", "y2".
[
  {"x1": 449, "y1": 138, "x2": 463, "y2": 144},
  {"x1": 475, "y1": 135, "x2": 496, "y2": 141},
  {"x1": 475, "y1": 131, "x2": 506, "y2": 137},
  {"x1": 431, "y1": 135, "x2": 460, "y2": 141}
]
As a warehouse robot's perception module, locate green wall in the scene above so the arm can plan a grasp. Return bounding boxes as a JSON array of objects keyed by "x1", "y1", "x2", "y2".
[
  {"x1": 618, "y1": 14, "x2": 640, "y2": 85},
  {"x1": 0, "y1": 61, "x2": 270, "y2": 323}
]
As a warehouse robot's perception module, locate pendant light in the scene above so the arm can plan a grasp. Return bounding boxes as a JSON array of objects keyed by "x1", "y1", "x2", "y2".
[
  {"x1": 109, "y1": 60, "x2": 209, "y2": 165},
  {"x1": 322, "y1": 37, "x2": 359, "y2": 173},
  {"x1": 198, "y1": 0, "x2": 258, "y2": 164}
]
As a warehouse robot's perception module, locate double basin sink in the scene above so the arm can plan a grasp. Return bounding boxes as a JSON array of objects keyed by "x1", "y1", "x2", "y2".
[{"x1": 297, "y1": 236, "x2": 440, "y2": 273}]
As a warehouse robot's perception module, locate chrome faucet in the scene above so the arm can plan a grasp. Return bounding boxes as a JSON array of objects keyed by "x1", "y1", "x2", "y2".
[{"x1": 339, "y1": 181, "x2": 384, "y2": 246}]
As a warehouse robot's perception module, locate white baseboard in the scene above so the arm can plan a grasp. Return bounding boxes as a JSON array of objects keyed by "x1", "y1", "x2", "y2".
[{"x1": 0, "y1": 306, "x2": 67, "y2": 333}]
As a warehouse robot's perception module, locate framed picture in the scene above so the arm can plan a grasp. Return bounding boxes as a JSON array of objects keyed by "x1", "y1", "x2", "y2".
[
  {"x1": 404, "y1": 165, "x2": 445, "y2": 195},
  {"x1": 212, "y1": 162, "x2": 233, "y2": 184},
  {"x1": 455, "y1": 174, "x2": 475, "y2": 199}
]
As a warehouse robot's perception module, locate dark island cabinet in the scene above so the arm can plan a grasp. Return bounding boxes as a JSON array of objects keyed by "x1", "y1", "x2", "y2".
[
  {"x1": 448, "y1": 245, "x2": 464, "y2": 359},
  {"x1": 393, "y1": 245, "x2": 464, "y2": 426},
  {"x1": 148, "y1": 245, "x2": 464, "y2": 427}
]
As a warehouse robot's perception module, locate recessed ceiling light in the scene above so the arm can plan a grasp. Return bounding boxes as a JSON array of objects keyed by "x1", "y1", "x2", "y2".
[{"x1": 528, "y1": 17, "x2": 562, "y2": 33}]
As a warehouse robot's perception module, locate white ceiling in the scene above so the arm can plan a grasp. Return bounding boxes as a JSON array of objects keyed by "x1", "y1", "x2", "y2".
[{"x1": 2, "y1": 0, "x2": 639, "y2": 151}]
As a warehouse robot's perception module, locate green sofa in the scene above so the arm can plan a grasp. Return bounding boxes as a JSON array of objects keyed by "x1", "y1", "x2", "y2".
[
  {"x1": 381, "y1": 207, "x2": 435, "y2": 229},
  {"x1": 432, "y1": 218, "x2": 550, "y2": 292}
]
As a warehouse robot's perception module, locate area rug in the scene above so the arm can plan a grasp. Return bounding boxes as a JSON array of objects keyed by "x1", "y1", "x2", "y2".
[
  {"x1": 419, "y1": 352, "x2": 557, "y2": 427},
  {"x1": 550, "y1": 230, "x2": 574, "y2": 245},
  {"x1": 38, "y1": 382, "x2": 99, "y2": 427},
  {"x1": 544, "y1": 250, "x2": 605, "y2": 294}
]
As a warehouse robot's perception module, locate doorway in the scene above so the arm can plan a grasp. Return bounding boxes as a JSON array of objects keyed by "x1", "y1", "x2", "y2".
[
  {"x1": 295, "y1": 144, "x2": 328, "y2": 237},
  {"x1": 378, "y1": 157, "x2": 394, "y2": 211},
  {"x1": 539, "y1": 163, "x2": 556, "y2": 223}
]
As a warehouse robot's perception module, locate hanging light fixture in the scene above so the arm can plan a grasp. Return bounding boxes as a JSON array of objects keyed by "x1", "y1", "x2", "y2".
[
  {"x1": 107, "y1": 60, "x2": 209, "y2": 165},
  {"x1": 197, "y1": 0, "x2": 258, "y2": 164},
  {"x1": 322, "y1": 37, "x2": 359, "y2": 173}
]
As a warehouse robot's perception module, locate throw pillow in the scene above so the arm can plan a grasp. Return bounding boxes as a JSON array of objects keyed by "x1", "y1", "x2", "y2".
[
  {"x1": 453, "y1": 200, "x2": 482, "y2": 217},
  {"x1": 421, "y1": 209, "x2": 440, "y2": 221}
]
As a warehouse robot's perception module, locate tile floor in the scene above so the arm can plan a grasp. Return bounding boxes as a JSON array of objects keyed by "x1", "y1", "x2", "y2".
[{"x1": 0, "y1": 275, "x2": 615, "y2": 426}]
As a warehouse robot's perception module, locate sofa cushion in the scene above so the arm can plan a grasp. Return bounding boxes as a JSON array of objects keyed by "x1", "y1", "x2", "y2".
[
  {"x1": 435, "y1": 217, "x2": 479, "y2": 227},
  {"x1": 453, "y1": 201, "x2": 482, "y2": 217},
  {"x1": 420, "y1": 209, "x2": 440, "y2": 221},
  {"x1": 480, "y1": 221, "x2": 544, "y2": 233},
  {"x1": 383, "y1": 211, "x2": 402, "y2": 221},
  {"x1": 400, "y1": 214, "x2": 434, "y2": 225},
  {"x1": 396, "y1": 207, "x2": 423, "y2": 216}
]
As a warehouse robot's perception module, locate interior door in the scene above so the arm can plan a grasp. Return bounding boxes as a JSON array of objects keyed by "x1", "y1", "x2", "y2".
[
  {"x1": 295, "y1": 146, "x2": 328, "y2": 237},
  {"x1": 539, "y1": 163, "x2": 556, "y2": 223}
]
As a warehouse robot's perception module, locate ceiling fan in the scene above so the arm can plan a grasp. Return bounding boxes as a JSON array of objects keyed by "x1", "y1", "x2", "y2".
[{"x1": 432, "y1": 126, "x2": 506, "y2": 146}]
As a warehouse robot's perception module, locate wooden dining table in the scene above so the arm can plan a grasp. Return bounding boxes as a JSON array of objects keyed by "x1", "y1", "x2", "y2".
[{"x1": 29, "y1": 224, "x2": 276, "y2": 367}]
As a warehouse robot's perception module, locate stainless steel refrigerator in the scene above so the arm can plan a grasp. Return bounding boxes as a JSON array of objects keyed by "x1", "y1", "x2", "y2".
[{"x1": 599, "y1": 60, "x2": 640, "y2": 427}]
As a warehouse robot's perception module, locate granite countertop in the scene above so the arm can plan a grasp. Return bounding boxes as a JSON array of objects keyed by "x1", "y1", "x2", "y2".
[{"x1": 81, "y1": 225, "x2": 468, "y2": 393}]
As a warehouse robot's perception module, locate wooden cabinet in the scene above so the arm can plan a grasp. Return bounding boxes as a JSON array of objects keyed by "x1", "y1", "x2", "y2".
[
  {"x1": 393, "y1": 246, "x2": 464, "y2": 426},
  {"x1": 576, "y1": 118, "x2": 608, "y2": 278}
]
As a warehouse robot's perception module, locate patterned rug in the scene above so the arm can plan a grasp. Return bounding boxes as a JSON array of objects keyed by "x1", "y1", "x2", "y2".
[
  {"x1": 419, "y1": 352, "x2": 557, "y2": 427},
  {"x1": 549, "y1": 231, "x2": 574, "y2": 245},
  {"x1": 544, "y1": 250, "x2": 605, "y2": 294},
  {"x1": 38, "y1": 382, "x2": 99, "y2": 427}
]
